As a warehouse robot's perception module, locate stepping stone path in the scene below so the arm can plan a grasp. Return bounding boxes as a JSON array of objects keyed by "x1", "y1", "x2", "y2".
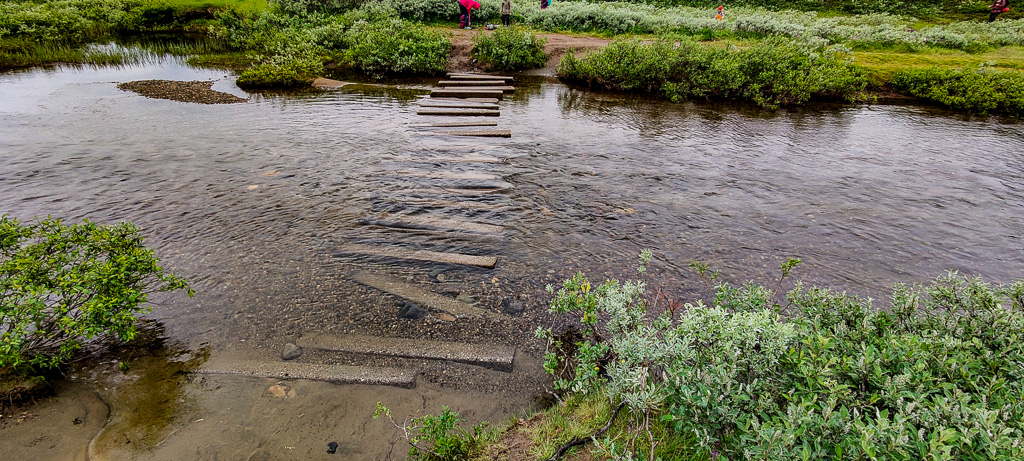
[{"x1": 203, "y1": 74, "x2": 518, "y2": 389}]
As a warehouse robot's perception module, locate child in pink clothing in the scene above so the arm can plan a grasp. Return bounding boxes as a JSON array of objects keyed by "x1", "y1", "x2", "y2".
[{"x1": 458, "y1": 0, "x2": 481, "y2": 28}]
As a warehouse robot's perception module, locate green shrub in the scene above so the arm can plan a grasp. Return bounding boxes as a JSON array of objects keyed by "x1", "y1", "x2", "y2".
[
  {"x1": 0, "y1": 216, "x2": 193, "y2": 372},
  {"x1": 340, "y1": 17, "x2": 450, "y2": 77},
  {"x1": 892, "y1": 65, "x2": 1024, "y2": 116},
  {"x1": 374, "y1": 402, "x2": 490, "y2": 460},
  {"x1": 558, "y1": 37, "x2": 866, "y2": 109},
  {"x1": 236, "y1": 39, "x2": 324, "y2": 88},
  {"x1": 538, "y1": 255, "x2": 1024, "y2": 460},
  {"x1": 470, "y1": 26, "x2": 547, "y2": 71}
]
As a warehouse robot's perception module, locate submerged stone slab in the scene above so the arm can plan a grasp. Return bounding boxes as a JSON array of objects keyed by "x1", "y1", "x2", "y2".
[
  {"x1": 362, "y1": 213, "x2": 505, "y2": 234},
  {"x1": 417, "y1": 108, "x2": 500, "y2": 117},
  {"x1": 435, "y1": 86, "x2": 515, "y2": 93},
  {"x1": 351, "y1": 271, "x2": 501, "y2": 319},
  {"x1": 195, "y1": 360, "x2": 417, "y2": 388},
  {"x1": 298, "y1": 333, "x2": 515, "y2": 372},
  {"x1": 312, "y1": 77, "x2": 350, "y2": 89},
  {"x1": 446, "y1": 73, "x2": 514, "y2": 83},
  {"x1": 398, "y1": 171, "x2": 499, "y2": 180},
  {"x1": 430, "y1": 89, "x2": 504, "y2": 99},
  {"x1": 410, "y1": 121, "x2": 499, "y2": 128},
  {"x1": 434, "y1": 130, "x2": 511, "y2": 138},
  {"x1": 336, "y1": 244, "x2": 498, "y2": 268}
]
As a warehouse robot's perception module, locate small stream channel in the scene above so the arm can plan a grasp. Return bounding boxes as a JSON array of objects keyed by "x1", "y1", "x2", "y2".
[{"x1": 2, "y1": 50, "x2": 1023, "y2": 459}]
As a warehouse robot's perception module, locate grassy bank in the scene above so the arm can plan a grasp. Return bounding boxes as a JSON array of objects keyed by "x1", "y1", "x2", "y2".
[{"x1": 3, "y1": 0, "x2": 1023, "y2": 113}]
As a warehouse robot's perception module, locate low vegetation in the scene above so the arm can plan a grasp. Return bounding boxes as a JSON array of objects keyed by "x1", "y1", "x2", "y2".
[
  {"x1": 386, "y1": 254, "x2": 1024, "y2": 460},
  {"x1": 471, "y1": 26, "x2": 547, "y2": 71},
  {"x1": 0, "y1": 216, "x2": 193, "y2": 374},
  {"x1": 558, "y1": 37, "x2": 867, "y2": 108},
  {"x1": 892, "y1": 64, "x2": 1024, "y2": 115}
]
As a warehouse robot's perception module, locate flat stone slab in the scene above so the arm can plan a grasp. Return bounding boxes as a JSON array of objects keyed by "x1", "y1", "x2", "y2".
[
  {"x1": 430, "y1": 97, "x2": 501, "y2": 103},
  {"x1": 436, "y1": 86, "x2": 515, "y2": 93},
  {"x1": 410, "y1": 121, "x2": 499, "y2": 128},
  {"x1": 447, "y1": 73, "x2": 514, "y2": 83},
  {"x1": 299, "y1": 333, "x2": 514, "y2": 372},
  {"x1": 390, "y1": 153, "x2": 501, "y2": 163},
  {"x1": 430, "y1": 89, "x2": 504, "y2": 99},
  {"x1": 419, "y1": 101, "x2": 500, "y2": 110},
  {"x1": 195, "y1": 360, "x2": 417, "y2": 388},
  {"x1": 337, "y1": 244, "x2": 498, "y2": 268},
  {"x1": 351, "y1": 271, "x2": 502, "y2": 319},
  {"x1": 384, "y1": 197, "x2": 508, "y2": 210},
  {"x1": 362, "y1": 213, "x2": 504, "y2": 234},
  {"x1": 438, "y1": 81, "x2": 516, "y2": 88},
  {"x1": 417, "y1": 108, "x2": 500, "y2": 117},
  {"x1": 312, "y1": 77, "x2": 350, "y2": 89},
  {"x1": 434, "y1": 130, "x2": 511, "y2": 138},
  {"x1": 398, "y1": 171, "x2": 499, "y2": 180}
]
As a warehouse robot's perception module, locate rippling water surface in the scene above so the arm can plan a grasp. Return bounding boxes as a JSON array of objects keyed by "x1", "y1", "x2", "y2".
[{"x1": 2, "y1": 55, "x2": 1024, "y2": 457}]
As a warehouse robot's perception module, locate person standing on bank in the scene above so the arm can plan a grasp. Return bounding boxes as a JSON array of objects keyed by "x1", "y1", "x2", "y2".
[
  {"x1": 989, "y1": 0, "x2": 1009, "y2": 22},
  {"x1": 501, "y1": 0, "x2": 512, "y2": 26},
  {"x1": 458, "y1": 0, "x2": 481, "y2": 29}
]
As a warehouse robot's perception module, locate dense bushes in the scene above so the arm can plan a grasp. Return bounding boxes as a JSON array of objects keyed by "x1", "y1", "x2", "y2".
[
  {"x1": 893, "y1": 66, "x2": 1024, "y2": 115},
  {"x1": 1, "y1": 216, "x2": 192, "y2": 372},
  {"x1": 471, "y1": 26, "x2": 547, "y2": 70},
  {"x1": 558, "y1": 37, "x2": 866, "y2": 108},
  {"x1": 538, "y1": 256, "x2": 1024, "y2": 459},
  {"x1": 341, "y1": 17, "x2": 450, "y2": 76}
]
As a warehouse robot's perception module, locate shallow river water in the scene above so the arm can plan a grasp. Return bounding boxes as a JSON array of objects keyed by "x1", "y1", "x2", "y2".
[{"x1": 1, "y1": 55, "x2": 1023, "y2": 459}]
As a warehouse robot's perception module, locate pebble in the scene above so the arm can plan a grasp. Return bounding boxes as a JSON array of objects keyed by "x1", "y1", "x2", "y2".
[
  {"x1": 397, "y1": 302, "x2": 425, "y2": 320},
  {"x1": 281, "y1": 343, "x2": 303, "y2": 360}
]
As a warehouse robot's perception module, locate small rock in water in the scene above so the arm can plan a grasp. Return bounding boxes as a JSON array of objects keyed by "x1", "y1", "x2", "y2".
[
  {"x1": 501, "y1": 298, "x2": 525, "y2": 315},
  {"x1": 281, "y1": 343, "x2": 303, "y2": 360},
  {"x1": 436, "y1": 273, "x2": 448, "y2": 283},
  {"x1": 268, "y1": 385, "x2": 288, "y2": 398},
  {"x1": 437, "y1": 313, "x2": 457, "y2": 322},
  {"x1": 456, "y1": 293, "x2": 476, "y2": 304},
  {"x1": 327, "y1": 441, "x2": 339, "y2": 454},
  {"x1": 398, "y1": 302, "x2": 425, "y2": 320},
  {"x1": 247, "y1": 185, "x2": 259, "y2": 191}
]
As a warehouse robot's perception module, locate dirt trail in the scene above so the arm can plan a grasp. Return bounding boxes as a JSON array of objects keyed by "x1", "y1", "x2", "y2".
[{"x1": 447, "y1": 28, "x2": 612, "y2": 75}]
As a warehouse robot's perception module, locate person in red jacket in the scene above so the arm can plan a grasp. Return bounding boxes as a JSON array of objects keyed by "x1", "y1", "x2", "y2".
[
  {"x1": 989, "y1": 0, "x2": 1010, "y2": 22},
  {"x1": 458, "y1": 0, "x2": 481, "y2": 29}
]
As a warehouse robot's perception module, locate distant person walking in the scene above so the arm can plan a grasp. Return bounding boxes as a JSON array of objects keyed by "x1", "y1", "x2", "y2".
[
  {"x1": 989, "y1": 0, "x2": 1009, "y2": 21},
  {"x1": 501, "y1": 0, "x2": 512, "y2": 26},
  {"x1": 540, "y1": 0, "x2": 549, "y2": 10},
  {"x1": 715, "y1": 5, "x2": 725, "y2": 20}
]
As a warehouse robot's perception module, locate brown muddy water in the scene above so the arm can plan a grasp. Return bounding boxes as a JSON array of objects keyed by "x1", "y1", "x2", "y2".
[{"x1": 2, "y1": 52, "x2": 1024, "y2": 460}]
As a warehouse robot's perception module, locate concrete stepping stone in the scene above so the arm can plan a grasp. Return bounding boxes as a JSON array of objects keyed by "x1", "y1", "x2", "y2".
[
  {"x1": 381, "y1": 197, "x2": 508, "y2": 210},
  {"x1": 433, "y1": 130, "x2": 511, "y2": 138},
  {"x1": 397, "y1": 171, "x2": 500, "y2": 181},
  {"x1": 351, "y1": 271, "x2": 502, "y2": 319},
  {"x1": 409, "y1": 121, "x2": 499, "y2": 128},
  {"x1": 298, "y1": 333, "x2": 514, "y2": 372},
  {"x1": 312, "y1": 77, "x2": 350, "y2": 89},
  {"x1": 446, "y1": 73, "x2": 514, "y2": 83},
  {"x1": 438, "y1": 81, "x2": 516, "y2": 88},
  {"x1": 430, "y1": 89, "x2": 504, "y2": 99},
  {"x1": 417, "y1": 108, "x2": 500, "y2": 117},
  {"x1": 435, "y1": 86, "x2": 515, "y2": 93},
  {"x1": 336, "y1": 244, "x2": 498, "y2": 268},
  {"x1": 362, "y1": 213, "x2": 504, "y2": 234},
  {"x1": 195, "y1": 360, "x2": 417, "y2": 388},
  {"x1": 390, "y1": 154, "x2": 502, "y2": 163},
  {"x1": 430, "y1": 97, "x2": 501, "y2": 103},
  {"x1": 419, "y1": 101, "x2": 500, "y2": 109}
]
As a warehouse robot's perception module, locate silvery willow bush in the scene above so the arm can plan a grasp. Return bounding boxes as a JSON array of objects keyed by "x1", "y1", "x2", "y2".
[
  {"x1": 538, "y1": 254, "x2": 1024, "y2": 459},
  {"x1": 1, "y1": 216, "x2": 192, "y2": 371}
]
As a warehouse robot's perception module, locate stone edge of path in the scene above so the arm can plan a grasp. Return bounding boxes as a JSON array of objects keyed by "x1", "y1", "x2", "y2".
[
  {"x1": 298, "y1": 333, "x2": 515, "y2": 372},
  {"x1": 194, "y1": 360, "x2": 418, "y2": 388}
]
